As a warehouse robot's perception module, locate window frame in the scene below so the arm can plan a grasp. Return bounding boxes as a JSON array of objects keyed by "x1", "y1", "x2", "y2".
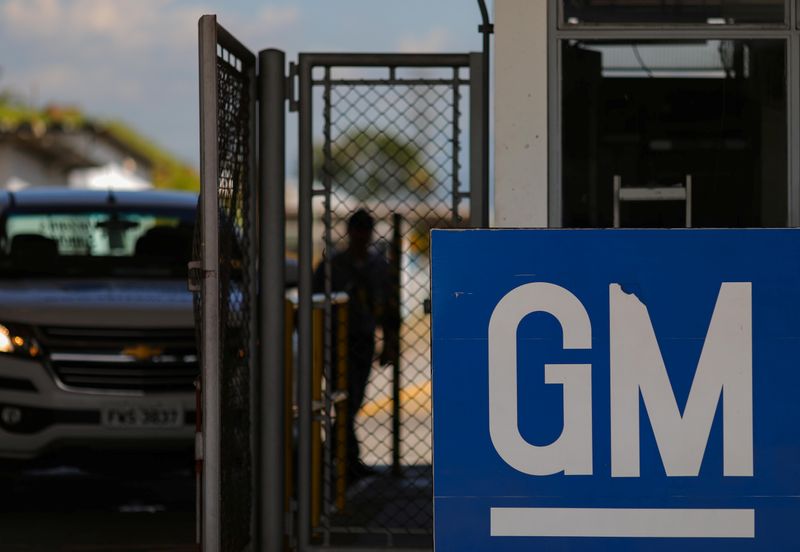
[
  {"x1": 558, "y1": 0, "x2": 790, "y2": 30},
  {"x1": 548, "y1": 0, "x2": 799, "y2": 227}
]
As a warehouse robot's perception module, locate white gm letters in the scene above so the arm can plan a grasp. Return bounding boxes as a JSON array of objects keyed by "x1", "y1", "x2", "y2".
[{"x1": 488, "y1": 282, "x2": 753, "y2": 479}]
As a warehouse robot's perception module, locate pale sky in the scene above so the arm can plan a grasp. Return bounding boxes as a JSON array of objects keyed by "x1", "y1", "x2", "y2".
[{"x1": 0, "y1": 0, "x2": 487, "y2": 169}]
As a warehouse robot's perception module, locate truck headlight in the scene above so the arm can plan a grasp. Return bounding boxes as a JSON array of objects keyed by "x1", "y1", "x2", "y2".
[{"x1": 0, "y1": 324, "x2": 41, "y2": 358}]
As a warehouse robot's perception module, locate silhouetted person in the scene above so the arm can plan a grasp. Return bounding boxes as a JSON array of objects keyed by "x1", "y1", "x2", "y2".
[{"x1": 314, "y1": 209, "x2": 389, "y2": 482}]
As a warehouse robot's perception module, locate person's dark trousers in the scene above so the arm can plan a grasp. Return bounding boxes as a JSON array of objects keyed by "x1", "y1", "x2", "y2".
[{"x1": 344, "y1": 334, "x2": 375, "y2": 470}]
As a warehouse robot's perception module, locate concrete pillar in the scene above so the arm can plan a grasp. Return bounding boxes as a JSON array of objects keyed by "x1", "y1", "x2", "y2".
[{"x1": 494, "y1": 0, "x2": 549, "y2": 227}]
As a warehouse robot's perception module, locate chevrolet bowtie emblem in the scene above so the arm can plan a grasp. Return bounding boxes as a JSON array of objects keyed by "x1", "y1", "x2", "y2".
[{"x1": 122, "y1": 344, "x2": 164, "y2": 361}]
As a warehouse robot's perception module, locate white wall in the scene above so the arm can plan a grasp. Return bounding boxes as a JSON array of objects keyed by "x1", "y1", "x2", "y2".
[
  {"x1": 0, "y1": 144, "x2": 68, "y2": 188},
  {"x1": 494, "y1": 0, "x2": 549, "y2": 227},
  {"x1": 60, "y1": 132, "x2": 151, "y2": 182}
]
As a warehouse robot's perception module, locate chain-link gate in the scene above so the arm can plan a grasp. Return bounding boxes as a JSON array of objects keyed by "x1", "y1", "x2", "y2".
[
  {"x1": 197, "y1": 12, "x2": 490, "y2": 552},
  {"x1": 196, "y1": 16, "x2": 258, "y2": 552},
  {"x1": 296, "y1": 53, "x2": 487, "y2": 549}
]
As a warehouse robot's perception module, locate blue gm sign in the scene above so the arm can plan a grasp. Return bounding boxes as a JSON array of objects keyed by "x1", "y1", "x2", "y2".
[{"x1": 431, "y1": 229, "x2": 800, "y2": 552}]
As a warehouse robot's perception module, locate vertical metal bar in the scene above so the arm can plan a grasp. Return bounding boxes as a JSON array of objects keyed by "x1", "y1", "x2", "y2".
[
  {"x1": 194, "y1": 377, "x2": 201, "y2": 545},
  {"x1": 250, "y1": 55, "x2": 262, "y2": 552},
  {"x1": 247, "y1": 49, "x2": 259, "y2": 551},
  {"x1": 312, "y1": 307, "x2": 323, "y2": 530},
  {"x1": 321, "y1": 66, "x2": 334, "y2": 545},
  {"x1": 548, "y1": 0, "x2": 562, "y2": 228},
  {"x1": 794, "y1": 2, "x2": 798, "y2": 38},
  {"x1": 390, "y1": 213, "x2": 403, "y2": 475},
  {"x1": 469, "y1": 52, "x2": 488, "y2": 227},
  {"x1": 198, "y1": 14, "x2": 220, "y2": 552},
  {"x1": 613, "y1": 175, "x2": 621, "y2": 228},
  {"x1": 685, "y1": 174, "x2": 693, "y2": 228},
  {"x1": 297, "y1": 54, "x2": 314, "y2": 552},
  {"x1": 476, "y1": 0, "x2": 492, "y2": 228},
  {"x1": 335, "y1": 304, "x2": 349, "y2": 510},
  {"x1": 451, "y1": 67, "x2": 463, "y2": 224},
  {"x1": 258, "y1": 48, "x2": 286, "y2": 552},
  {"x1": 284, "y1": 300, "x2": 295, "y2": 540},
  {"x1": 789, "y1": 30, "x2": 799, "y2": 226}
]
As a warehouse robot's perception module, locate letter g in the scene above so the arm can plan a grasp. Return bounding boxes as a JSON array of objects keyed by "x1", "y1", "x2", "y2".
[{"x1": 488, "y1": 282, "x2": 593, "y2": 475}]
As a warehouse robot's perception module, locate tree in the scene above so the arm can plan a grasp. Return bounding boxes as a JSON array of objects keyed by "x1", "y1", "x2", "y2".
[{"x1": 315, "y1": 129, "x2": 433, "y2": 201}]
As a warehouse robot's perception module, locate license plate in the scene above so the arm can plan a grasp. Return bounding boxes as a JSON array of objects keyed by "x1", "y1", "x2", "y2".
[{"x1": 102, "y1": 404, "x2": 183, "y2": 428}]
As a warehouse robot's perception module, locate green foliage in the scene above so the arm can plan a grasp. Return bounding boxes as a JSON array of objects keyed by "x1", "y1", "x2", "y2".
[
  {"x1": 101, "y1": 121, "x2": 199, "y2": 191},
  {"x1": 315, "y1": 130, "x2": 433, "y2": 200},
  {"x1": 0, "y1": 97, "x2": 85, "y2": 130}
]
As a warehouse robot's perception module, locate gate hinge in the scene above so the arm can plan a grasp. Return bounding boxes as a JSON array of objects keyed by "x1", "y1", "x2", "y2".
[
  {"x1": 287, "y1": 61, "x2": 299, "y2": 112},
  {"x1": 195, "y1": 431, "x2": 204, "y2": 461},
  {"x1": 285, "y1": 500, "x2": 295, "y2": 537},
  {"x1": 187, "y1": 260, "x2": 202, "y2": 292}
]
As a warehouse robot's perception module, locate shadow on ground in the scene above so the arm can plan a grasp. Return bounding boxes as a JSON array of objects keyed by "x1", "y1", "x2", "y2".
[{"x1": 0, "y1": 463, "x2": 195, "y2": 552}]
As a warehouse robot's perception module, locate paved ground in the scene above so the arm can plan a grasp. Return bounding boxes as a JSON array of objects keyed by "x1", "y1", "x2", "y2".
[
  {"x1": 0, "y1": 465, "x2": 196, "y2": 551},
  {"x1": 324, "y1": 310, "x2": 434, "y2": 544},
  {"x1": 328, "y1": 466, "x2": 433, "y2": 549},
  {"x1": 358, "y1": 311, "x2": 433, "y2": 466},
  {"x1": 0, "y1": 309, "x2": 435, "y2": 551}
]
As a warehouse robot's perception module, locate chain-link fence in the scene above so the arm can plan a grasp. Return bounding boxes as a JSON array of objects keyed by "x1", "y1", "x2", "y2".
[{"x1": 298, "y1": 55, "x2": 485, "y2": 547}]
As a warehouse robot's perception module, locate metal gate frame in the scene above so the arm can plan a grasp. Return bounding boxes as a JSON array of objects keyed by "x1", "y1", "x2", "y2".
[
  {"x1": 198, "y1": 5, "x2": 491, "y2": 550},
  {"x1": 295, "y1": 52, "x2": 488, "y2": 551},
  {"x1": 199, "y1": 15, "x2": 289, "y2": 551},
  {"x1": 198, "y1": 15, "x2": 261, "y2": 552}
]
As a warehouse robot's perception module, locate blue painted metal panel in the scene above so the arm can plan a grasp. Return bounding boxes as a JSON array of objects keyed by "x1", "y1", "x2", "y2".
[{"x1": 431, "y1": 229, "x2": 800, "y2": 551}]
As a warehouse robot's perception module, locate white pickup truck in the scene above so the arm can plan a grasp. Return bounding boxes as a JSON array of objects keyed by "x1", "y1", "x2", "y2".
[{"x1": 0, "y1": 188, "x2": 198, "y2": 470}]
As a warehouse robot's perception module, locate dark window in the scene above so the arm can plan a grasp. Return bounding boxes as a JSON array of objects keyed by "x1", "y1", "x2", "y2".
[
  {"x1": 562, "y1": 1, "x2": 786, "y2": 26},
  {"x1": 561, "y1": 40, "x2": 787, "y2": 228}
]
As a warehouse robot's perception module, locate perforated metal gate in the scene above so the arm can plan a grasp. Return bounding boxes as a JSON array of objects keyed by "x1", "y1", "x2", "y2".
[
  {"x1": 295, "y1": 53, "x2": 487, "y2": 549},
  {"x1": 197, "y1": 16, "x2": 258, "y2": 552}
]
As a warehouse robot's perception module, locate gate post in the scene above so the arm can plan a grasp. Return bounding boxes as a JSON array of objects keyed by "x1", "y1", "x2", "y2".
[
  {"x1": 258, "y1": 48, "x2": 287, "y2": 552},
  {"x1": 469, "y1": 51, "x2": 489, "y2": 227},
  {"x1": 297, "y1": 53, "x2": 314, "y2": 552}
]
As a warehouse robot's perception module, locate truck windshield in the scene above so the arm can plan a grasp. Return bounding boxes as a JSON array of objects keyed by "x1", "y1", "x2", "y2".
[{"x1": 0, "y1": 207, "x2": 195, "y2": 279}]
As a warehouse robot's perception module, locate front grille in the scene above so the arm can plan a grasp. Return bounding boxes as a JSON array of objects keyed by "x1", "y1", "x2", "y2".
[{"x1": 38, "y1": 327, "x2": 198, "y2": 393}]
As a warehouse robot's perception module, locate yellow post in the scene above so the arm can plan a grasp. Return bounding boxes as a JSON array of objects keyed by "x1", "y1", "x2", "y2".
[
  {"x1": 284, "y1": 300, "x2": 295, "y2": 521},
  {"x1": 335, "y1": 303, "x2": 349, "y2": 511},
  {"x1": 311, "y1": 307, "x2": 323, "y2": 530}
]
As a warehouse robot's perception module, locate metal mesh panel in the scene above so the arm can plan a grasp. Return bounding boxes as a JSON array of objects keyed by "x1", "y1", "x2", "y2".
[
  {"x1": 216, "y1": 50, "x2": 255, "y2": 552},
  {"x1": 192, "y1": 197, "x2": 203, "y2": 365},
  {"x1": 314, "y1": 66, "x2": 471, "y2": 545}
]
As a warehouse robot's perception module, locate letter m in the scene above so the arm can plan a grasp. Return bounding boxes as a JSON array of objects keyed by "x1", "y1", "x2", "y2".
[{"x1": 610, "y1": 283, "x2": 753, "y2": 477}]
